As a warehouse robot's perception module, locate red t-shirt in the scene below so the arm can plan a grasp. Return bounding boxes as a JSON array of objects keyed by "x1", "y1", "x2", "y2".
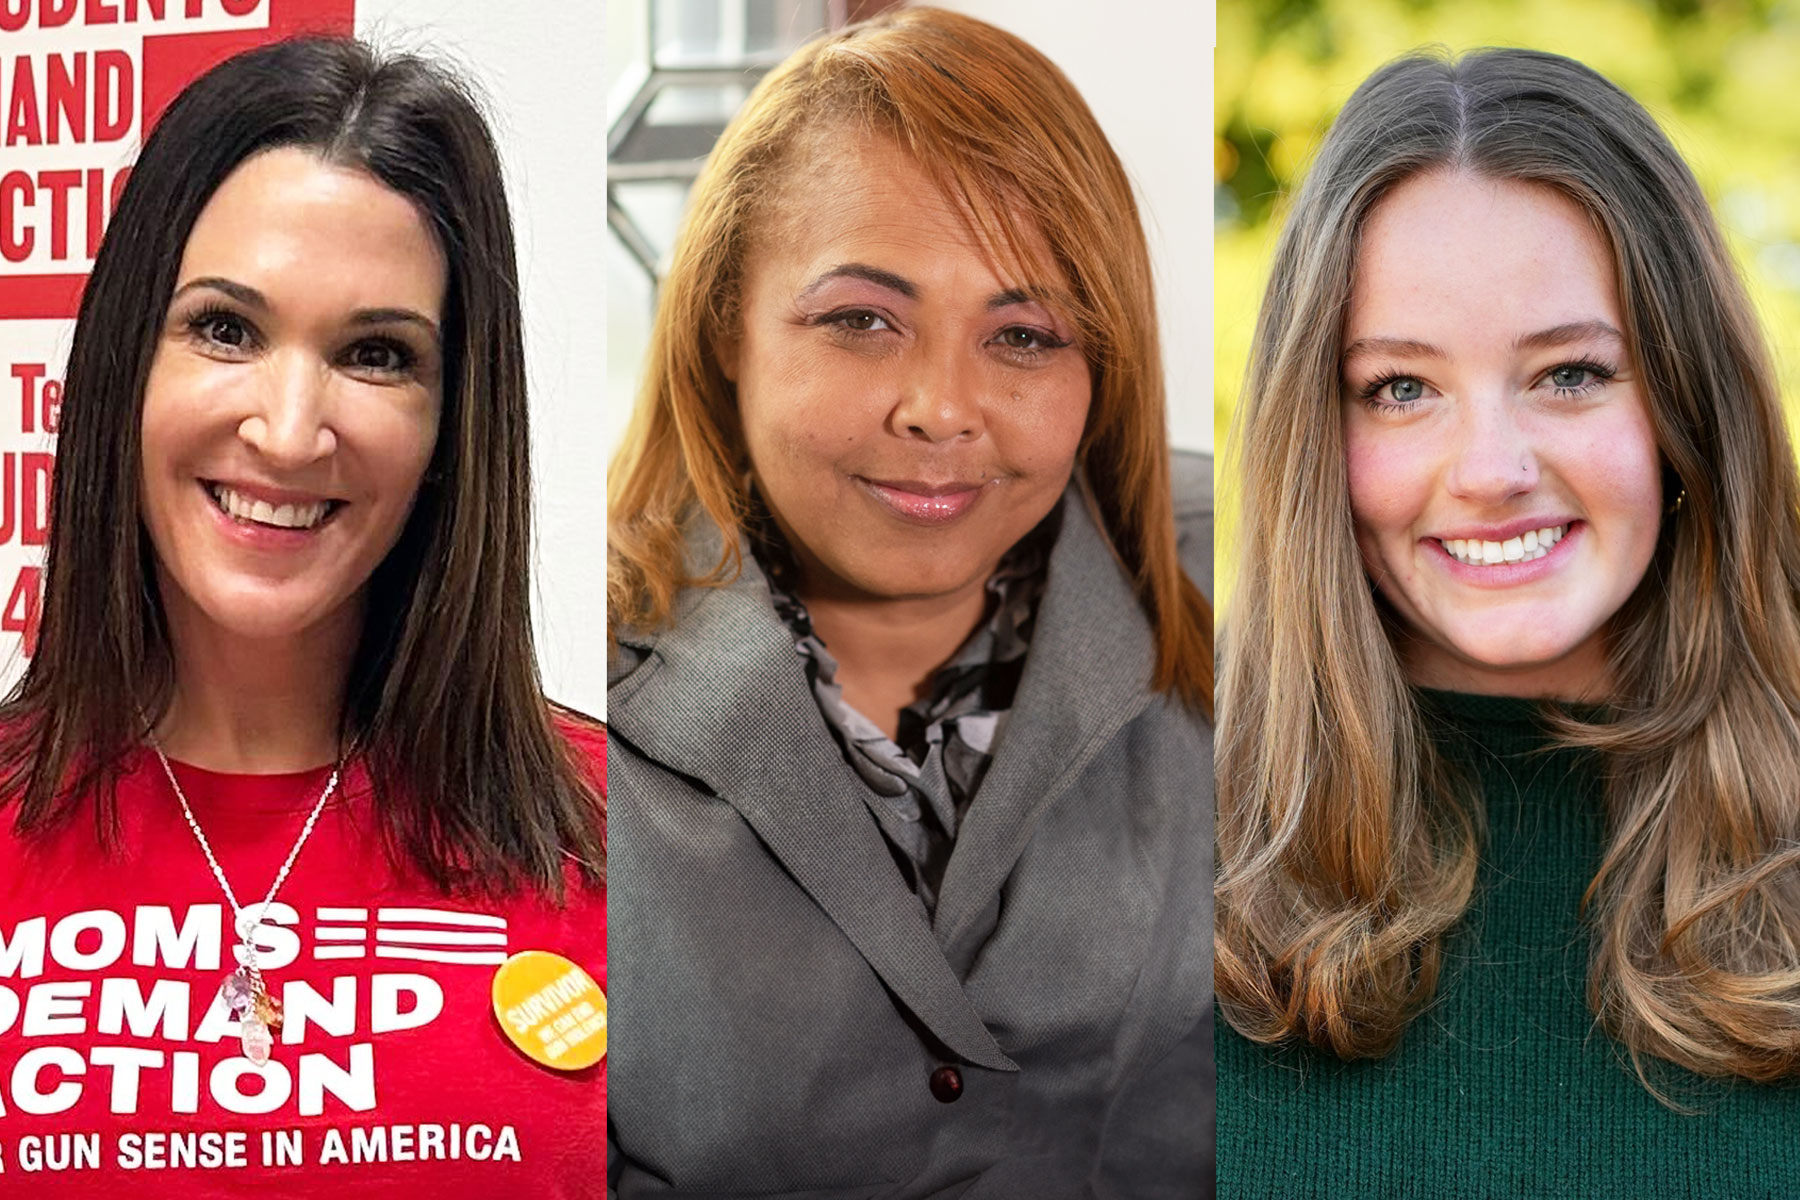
[{"x1": 0, "y1": 724, "x2": 606, "y2": 1198}]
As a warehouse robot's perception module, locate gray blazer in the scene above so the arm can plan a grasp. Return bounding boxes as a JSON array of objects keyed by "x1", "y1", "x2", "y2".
[{"x1": 607, "y1": 455, "x2": 1213, "y2": 1198}]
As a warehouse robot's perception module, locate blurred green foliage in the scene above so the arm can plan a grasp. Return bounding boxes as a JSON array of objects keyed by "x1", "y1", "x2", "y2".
[{"x1": 1215, "y1": 0, "x2": 1800, "y2": 613}]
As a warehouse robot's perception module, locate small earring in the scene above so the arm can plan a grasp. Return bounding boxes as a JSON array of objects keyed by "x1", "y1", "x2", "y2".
[{"x1": 1667, "y1": 488, "x2": 1687, "y2": 517}]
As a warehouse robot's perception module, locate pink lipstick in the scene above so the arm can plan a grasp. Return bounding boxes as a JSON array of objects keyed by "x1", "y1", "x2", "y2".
[{"x1": 856, "y1": 477, "x2": 986, "y2": 526}]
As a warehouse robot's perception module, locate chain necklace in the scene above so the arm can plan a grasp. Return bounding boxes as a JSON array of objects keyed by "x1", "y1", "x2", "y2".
[{"x1": 150, "y1": 738, "x2": 342, "y2": 1069}]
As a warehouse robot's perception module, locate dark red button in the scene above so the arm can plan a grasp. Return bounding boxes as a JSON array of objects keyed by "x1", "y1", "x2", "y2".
[{"x1": 929, "y1": 1065, "x2": 963, "y2": 1103}]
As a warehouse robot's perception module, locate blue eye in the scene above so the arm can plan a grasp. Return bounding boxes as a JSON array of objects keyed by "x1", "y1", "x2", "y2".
[
  {"x1": 1386, "y1": 377, "x2": 1424, "y2": 403},
  {"x1": 1545, "y1": 362, "x2": 1612, "y2": 393},
  {"x1": 1548, "y1": 363, "x2": 1605, "y2": 392},
  {"x1": 1359, "y1": 373, "x2": 1432, "y2": 409}
]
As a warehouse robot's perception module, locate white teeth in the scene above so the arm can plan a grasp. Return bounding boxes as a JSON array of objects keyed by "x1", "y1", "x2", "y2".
[
  {"x1": 1439, "y1": 524, "x2": 1567, "y2": 566},
  {"x1": 210, "y1": 485, "x2": 330, "y2": 530}
]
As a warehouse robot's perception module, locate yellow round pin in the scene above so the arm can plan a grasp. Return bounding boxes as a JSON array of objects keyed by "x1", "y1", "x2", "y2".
[{"x1": 491, "y1": 950, "x2": 607, "y2": 1070}]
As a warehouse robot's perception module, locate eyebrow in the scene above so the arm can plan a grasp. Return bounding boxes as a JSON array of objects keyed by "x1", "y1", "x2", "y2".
[
  {"x1": 173, "y1": 276, "x2": 265, "y2": 309},
  {"x1": 798, "y1": 263, "x2": 917, "y2": 302},
  {"x1": 1343, "y1": 319, "x2": 1627, "y2": 362},
  {"x1": 797, "y1": 264, "x2": 1055, "y2": 314},
  {"x1": 171, "y1": 277, "x2": 441, "y2": 344},
  {"x1": 1513, "y1": 319, "x2": 1625, "y2": 352},
  {"x1": 987, "y1": 287, "x2": 1042, "y2": 311},
  {"x1": 348, "y1": 307, "x2": 442, "y2": 344}
]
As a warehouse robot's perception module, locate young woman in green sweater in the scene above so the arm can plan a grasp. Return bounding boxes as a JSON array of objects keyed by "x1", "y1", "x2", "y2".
[{"x1": 1218, "y1": 48, "x2": 1800, "y2": 1197}]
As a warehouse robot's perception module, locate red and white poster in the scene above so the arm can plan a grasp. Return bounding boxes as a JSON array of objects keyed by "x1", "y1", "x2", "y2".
[{"x1": 0, "y1": 0, "x2": 355, "y2": 672}]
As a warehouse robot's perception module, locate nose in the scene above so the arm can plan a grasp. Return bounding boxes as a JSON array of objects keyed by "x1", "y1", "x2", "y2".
[
  {"x1": 1445, "y1": 389, "x2": 1537, "y2": 504},
  {"x1": 889, "y1": 343, "x2": 985, "y2": 443},
  {"x1": 237, "y1": 350, "x2": 337, "y2": 467}
]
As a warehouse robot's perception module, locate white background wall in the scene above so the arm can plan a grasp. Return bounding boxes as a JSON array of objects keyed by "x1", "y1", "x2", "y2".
[{"x1": 355, "y1": 0, "x2": 609, "y2": 718}]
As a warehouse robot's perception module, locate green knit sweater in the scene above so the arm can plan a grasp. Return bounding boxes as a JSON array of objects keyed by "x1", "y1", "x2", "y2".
[{"x1": 1216, "y1": 690, "x2": 1800, "y2": 1199}]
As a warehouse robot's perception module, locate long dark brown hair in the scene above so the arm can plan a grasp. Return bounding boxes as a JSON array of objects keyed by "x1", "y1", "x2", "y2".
[
  {"x1": 0, "y1": 37, "x2": 603, "y2": 895},
  {"x1": 1219, "y1": 47, "x2": 1800, "y2": 1083}
]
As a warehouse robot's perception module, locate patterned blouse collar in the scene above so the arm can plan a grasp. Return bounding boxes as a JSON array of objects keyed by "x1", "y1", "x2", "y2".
[{"x1": 750, "y1": 505, "x2": 1058, "y2": 913}]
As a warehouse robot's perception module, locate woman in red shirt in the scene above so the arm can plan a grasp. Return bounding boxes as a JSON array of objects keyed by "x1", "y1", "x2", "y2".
[{"x1": 0, "y1": 37, "x2": 604, "y2": 1198}]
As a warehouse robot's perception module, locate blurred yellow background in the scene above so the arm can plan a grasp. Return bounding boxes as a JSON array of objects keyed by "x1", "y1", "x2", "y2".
[{"x1": 1215, "y1": 0, "x2": 1800, "y2": 612}]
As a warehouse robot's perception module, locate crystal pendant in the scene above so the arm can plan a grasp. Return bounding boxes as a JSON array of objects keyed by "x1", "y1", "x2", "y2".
[
  {"x1": 254, "y1": 991, "x2": 284, "y2": 1033},
  {"x1": 219, "y1": 967, "x2": 257, "y2": 1015},
  {"x1": 240, "y1": 1016, "x2": 273, "y2": 1067}
]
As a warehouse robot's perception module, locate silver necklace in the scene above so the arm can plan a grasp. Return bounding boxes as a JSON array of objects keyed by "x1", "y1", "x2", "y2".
[{"x1": 150, "y1": 738, "x2": 342, "y2": 1068}]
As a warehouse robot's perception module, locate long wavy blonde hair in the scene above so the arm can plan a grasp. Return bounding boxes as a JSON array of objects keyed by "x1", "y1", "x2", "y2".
[
  {"x1": 1218, "y1": 47, "x2": 1800, "y2": 1082},
  {"x1": 607, "y1": 7, "x2": 1210, "y2": 712}
]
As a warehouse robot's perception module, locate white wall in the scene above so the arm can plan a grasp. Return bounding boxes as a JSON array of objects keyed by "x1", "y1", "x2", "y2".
[
  {"x1": 355, "y1": 0, "x2": 608, "y2": 719},
  {"x1": 931, "y1": 0, "x2": 1215, "y2": 455}
]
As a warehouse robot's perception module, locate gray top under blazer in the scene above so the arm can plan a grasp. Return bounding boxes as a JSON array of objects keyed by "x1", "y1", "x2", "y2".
[{"x1": 606, "y1": 453, "x2": 1214, "y2": 1199}]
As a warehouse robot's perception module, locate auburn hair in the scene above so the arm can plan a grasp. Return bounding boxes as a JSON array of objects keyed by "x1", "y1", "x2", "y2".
[
  {"x1": 1219, "y1": 47, "x2": 1800, "y2": 1084},
  {"x1": 607, "y1": 6, "x2": 1210, "y2": 712}
]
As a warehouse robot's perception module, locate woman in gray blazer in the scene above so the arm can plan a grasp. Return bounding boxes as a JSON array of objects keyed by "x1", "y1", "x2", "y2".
[{"x1": 605, "y1": 10, "x2": 1212, "y2": 1196}]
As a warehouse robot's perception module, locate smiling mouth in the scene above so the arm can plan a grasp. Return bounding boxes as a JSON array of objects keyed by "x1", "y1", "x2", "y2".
[
  {"x1": 1437, "y1": 523, "x2": 1568, "y2": 566},
  {"x1": 206, "y1": 482, "x2": 341, "y2": 531},
  {"x1": 856, "y1": 477, "x2": 988, "y2": 525}
]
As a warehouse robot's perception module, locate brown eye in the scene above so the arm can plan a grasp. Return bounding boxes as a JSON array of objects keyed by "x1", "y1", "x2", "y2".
[
  {"x1": 838, "y1": 311, "x2": 886, "y2": 332},
  {"x1": 346, "y1": 340, "x2": 413, "y2": 374},
  {"x1": 190, "y1": 311, "x2": 252, "y2": 349},
  {"x1": 208, "y1": 316, "x2": 244, "y2": 346}
]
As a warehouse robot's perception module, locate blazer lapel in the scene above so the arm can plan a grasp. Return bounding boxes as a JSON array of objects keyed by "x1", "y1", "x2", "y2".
[
  {"x1": 611, "y1": 539, "x2": 1017, "y2": 1072},
  {"x1": 931, "y1": 492, "x2": 1159, "y2": 954}
]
